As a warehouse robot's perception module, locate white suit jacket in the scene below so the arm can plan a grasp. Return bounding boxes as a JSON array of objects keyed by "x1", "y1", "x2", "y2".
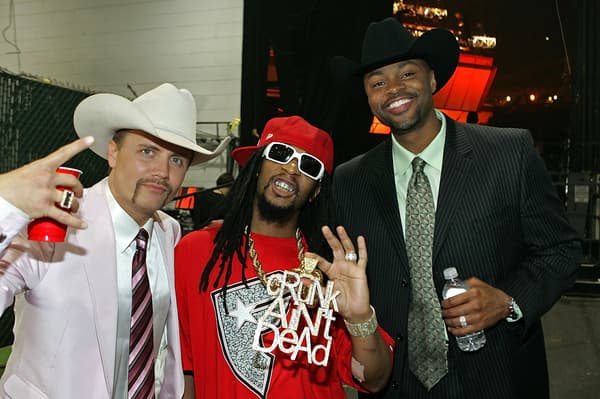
[{"x1": 0, "y1": 178, "x2": 184, "y2": 399}]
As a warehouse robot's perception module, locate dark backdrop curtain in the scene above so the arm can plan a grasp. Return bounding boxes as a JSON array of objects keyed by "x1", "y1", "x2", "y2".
[{"x1": 240, "y1": 0, "x2": 393, "y2": 166}]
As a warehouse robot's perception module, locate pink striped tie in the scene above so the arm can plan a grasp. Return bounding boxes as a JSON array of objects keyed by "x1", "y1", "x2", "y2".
[{"x1": 128, "y1": 228, "x2": 155, "y2": 399}]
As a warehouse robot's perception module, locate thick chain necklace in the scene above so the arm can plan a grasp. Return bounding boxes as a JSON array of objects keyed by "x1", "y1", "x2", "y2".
[{"x1": 245, "y1": 226, "x2": 322, "y2": 289}]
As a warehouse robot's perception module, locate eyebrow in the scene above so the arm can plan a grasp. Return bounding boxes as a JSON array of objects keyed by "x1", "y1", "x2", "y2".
[
  {"x1": 365, "y1": 59, "x2": 422, "y2": 79},
  {"x1": 365, "y1": 69, "x2": 383, "y2": 80}
]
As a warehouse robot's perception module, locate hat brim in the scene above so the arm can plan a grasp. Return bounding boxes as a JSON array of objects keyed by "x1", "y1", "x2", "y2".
[
  {"x1": 231, "y1": 145, "x2": 260, "y2": 168},
  {"x1": 332, "y1": 28, "x2": 459, "y2": 94},
  {"x1": 73, "y1": 93, "x2": 230, "y2": 165}
]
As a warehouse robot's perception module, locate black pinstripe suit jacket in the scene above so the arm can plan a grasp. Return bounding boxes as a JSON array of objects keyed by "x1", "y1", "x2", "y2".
[{"x1": 332, "y1": 116, "x2": 581, "y2": 399}]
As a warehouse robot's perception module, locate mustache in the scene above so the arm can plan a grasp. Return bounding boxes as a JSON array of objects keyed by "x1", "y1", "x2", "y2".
[{"x1": 136, "y1": 178, "x2": 173, "y2": 196}]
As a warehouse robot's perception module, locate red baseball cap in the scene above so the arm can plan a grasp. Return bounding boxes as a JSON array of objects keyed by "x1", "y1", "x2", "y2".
[{"x1": 232, "y1": 116, "x2": 334, "y2": 174}]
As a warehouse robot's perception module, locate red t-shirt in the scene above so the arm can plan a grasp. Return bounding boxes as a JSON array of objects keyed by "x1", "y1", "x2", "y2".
[{"x1": 175, "y1": 224, "x2": 393, "y2": 399}]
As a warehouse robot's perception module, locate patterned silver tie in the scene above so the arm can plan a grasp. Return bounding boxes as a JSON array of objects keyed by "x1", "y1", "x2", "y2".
[{"x1": 405, "y1": 157, "x2": 447, "y2": 390}]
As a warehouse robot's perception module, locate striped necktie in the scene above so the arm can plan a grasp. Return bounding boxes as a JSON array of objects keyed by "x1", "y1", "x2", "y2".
[
  {"x1": 406, "y1": 157, "x2": 448, "y2": 390},
  {"x1": 128, "y1": 228, "x2": 155, "y2": 399}
]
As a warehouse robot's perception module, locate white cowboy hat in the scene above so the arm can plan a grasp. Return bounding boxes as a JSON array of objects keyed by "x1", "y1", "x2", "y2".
[{"x1": 73, "y1": 83, "x2": 230, "y2": 165}]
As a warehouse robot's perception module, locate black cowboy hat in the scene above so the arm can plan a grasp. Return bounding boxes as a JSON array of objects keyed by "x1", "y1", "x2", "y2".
[{"x1": 333, "y1": 17, "x2": 459, "y2": 93}]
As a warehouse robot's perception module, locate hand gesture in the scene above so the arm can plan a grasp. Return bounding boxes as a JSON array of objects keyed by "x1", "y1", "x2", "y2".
[
  {"x1": 0, "y1": 136, "x2": 94, "y2": 229},
  {"x1": 306, "y1": 225, "x2": 372, "y2": 322}
]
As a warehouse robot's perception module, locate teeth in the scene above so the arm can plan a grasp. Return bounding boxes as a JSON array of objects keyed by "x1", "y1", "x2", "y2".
[
  {"x1": 275, "y1": 180, "x2": 295, "y2": 192},
  {"x1": 387, "y1": 98, "x2": 411, "y2": 109}
]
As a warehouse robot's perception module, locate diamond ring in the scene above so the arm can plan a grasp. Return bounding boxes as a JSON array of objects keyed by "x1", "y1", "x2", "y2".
[
  {"x1": 459, "y1": 315, "x2": 468, "y2": 328},
  {"x1": 344, "y1": 252, "x2": 358, "y2": 262}
]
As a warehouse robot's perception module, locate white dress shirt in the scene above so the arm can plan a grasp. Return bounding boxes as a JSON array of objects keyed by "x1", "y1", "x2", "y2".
[{"x1": 105, "y1": 188, "x2": 170, "y2": 398}]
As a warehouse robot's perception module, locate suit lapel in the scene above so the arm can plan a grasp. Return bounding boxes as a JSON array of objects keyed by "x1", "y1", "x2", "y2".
[
  {"x1": 76, "y1": 179, "x2": 119, "y2": 393},
  {"x1": 364, "y1": 140, "x2": 409, "y2": 268},
  {"x1": 433, "y1": 118, "x2": 473, "y2": 264}
]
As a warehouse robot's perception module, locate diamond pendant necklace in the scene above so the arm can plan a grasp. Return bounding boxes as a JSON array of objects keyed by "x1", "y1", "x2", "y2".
[{"x1": 245, "y1": 226, "x2": 322, "y2": 289}]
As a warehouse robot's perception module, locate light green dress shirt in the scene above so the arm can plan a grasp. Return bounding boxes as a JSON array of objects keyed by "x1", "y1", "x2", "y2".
[{"x1": 392, "y1": 109, "x2": 447, "y2": 236}]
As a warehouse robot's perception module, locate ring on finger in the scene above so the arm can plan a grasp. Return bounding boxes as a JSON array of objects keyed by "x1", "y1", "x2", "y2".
[
  {"x1": 459, "y1": 315, "x2": 468, "y2": 328},
  {"x1": 344, "y1": 252, "x2": 358, "y2": 262},
  {"x1": 59, "y1": 190, "x2": 74, "y2": 210}
]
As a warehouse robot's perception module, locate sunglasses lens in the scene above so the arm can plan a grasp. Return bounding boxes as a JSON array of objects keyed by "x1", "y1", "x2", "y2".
[
  {"x1": 299, "y1": 155, "x2": 323, "y2": 179},
  {"x1": 267, "y1": 143, "x2": 294, "y2": 163}
]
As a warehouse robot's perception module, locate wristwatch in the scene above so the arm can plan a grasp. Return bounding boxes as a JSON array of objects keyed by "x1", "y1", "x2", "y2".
[{"x1": 506, "y1": 297, "x2": 522, "y2": 322}]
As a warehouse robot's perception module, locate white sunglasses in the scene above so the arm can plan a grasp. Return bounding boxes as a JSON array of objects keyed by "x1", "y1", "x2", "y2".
[{"x1": 262, "y1": 142, "x2": 325, "y2": 181}]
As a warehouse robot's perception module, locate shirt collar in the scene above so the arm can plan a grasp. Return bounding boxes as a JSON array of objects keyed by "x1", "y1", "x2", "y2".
[
  {"x1": 391, "y1": 109, "x2": 446, "y2": 174},
  {"x1": 106, "y1": 185, "x2": 154, "y2": 254}
]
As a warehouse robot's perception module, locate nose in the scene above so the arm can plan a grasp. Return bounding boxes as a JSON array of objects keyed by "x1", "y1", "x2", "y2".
[
  {"x1": 282, "y1": 158, "x2": 300, "y2": 175},
  {"x1": 386, "y1": 79, "x2": 404, "y2": 95},
  {"x1": 152, "y1": 156, "x2": 170, "y2": 179}
]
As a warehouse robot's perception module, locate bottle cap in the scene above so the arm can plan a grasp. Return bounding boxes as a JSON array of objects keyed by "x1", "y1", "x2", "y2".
[{"x1": 443, "y1": 267, "x2": 458, "y2": 280}]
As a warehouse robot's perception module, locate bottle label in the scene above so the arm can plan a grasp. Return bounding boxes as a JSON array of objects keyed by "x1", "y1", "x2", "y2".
[{"x1": 444, "y1": 287, "x2": 467, "y2": 298}]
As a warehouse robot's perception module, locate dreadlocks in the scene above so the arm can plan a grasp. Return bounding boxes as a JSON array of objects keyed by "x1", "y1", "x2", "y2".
[{"x1": 199, "y1": 146, "x2": 334, "y2": 294}]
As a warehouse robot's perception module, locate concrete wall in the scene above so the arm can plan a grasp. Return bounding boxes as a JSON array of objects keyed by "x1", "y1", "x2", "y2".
[{"x1": 0, "y1": 0, "x2": 243, "y2": 188}]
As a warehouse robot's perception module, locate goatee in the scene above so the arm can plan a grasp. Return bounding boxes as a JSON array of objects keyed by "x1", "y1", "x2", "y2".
[{"x1": 256, "y1": 191, "x2": 295, "y2": 223}]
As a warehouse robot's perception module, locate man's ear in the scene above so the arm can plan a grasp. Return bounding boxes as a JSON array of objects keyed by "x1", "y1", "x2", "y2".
[
  {"x1": 107, "y1": 139, "x2": 118, "y2": 168},
  {"x1": 309, "y1": 184, "x2": 321, "y2": 202},
  {"x1": 430, "y1": 70, "x2": 437, "y2": 93}
]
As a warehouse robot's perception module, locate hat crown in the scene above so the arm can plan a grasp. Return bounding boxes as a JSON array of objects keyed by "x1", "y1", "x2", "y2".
[
  {"x1": 361, "y1": 17, "x2": 417, "y2": 67},
  {"x1": 133, "y1": 83, "x2": 197, "y2": 142}
]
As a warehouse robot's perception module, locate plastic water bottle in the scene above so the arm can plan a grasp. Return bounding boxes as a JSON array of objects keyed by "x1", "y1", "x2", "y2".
[{"x1": 441, "y1": 267, "x2": 486, "y2": 352}]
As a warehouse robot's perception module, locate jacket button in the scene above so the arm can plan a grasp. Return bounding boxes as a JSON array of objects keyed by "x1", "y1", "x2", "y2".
[
  {"x1": 391, "y1": 381, "x2": 399, "y2": 390},
  {"x1": 396, "y1": 333, "x2": 403, "y2": 341},
  {"x1": 401, "y1": 279, "x2": 408, "y2": 287}
]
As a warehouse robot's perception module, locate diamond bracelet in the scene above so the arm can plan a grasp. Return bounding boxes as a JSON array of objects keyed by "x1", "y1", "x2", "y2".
[{"x1": 344, "y1": 306, "x2": 378, "y2": 337}]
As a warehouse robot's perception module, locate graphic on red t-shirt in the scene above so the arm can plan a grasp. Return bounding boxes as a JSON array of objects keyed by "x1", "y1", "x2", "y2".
[{"x1": 211, "y1": 276, "x2": 288, "y2": 397}]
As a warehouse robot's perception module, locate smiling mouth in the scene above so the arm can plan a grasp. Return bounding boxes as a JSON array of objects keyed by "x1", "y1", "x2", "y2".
[
  {"x1": 274, "y1": 179, "x2": 296, "y2": 194},
  {"x1": 386, "y1": 97, "x2": 412, "y2": 109}
]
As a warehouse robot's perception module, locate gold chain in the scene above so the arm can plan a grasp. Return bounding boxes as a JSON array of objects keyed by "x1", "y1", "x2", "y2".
[{"x1": 245, "y1": 226, "x2": 322, "y2": 289}]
